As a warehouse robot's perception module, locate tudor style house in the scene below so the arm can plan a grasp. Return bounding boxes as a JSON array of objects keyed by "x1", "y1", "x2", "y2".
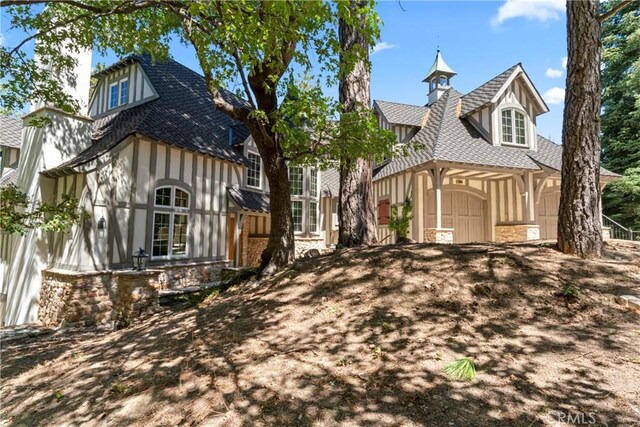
[
  {"x1": 321, "y1": 51, "x2": 617, "y2": 245},
  {"x1": 0, "y1": 49, "x2": 616, "y2": 326}
]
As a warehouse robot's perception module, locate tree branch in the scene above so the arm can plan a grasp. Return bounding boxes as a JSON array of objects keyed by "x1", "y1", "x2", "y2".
[{"x1": 597, "y1": 0, "x2": 633, "y2": 23}]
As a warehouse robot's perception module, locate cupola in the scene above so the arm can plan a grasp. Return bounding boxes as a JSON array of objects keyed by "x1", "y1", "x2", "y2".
[{"x1": 423, "y1": 50, "x2": 456, "y2": 106}]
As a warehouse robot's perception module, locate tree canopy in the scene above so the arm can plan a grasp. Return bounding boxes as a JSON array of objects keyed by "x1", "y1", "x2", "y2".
[{"x1": 600, "y1": 1, "x2": 640, "y2": 230}]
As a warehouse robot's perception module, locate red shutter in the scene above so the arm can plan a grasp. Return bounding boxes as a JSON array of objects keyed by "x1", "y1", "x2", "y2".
[{"x1": 378, "y1": 199, "x2": 390, "y2": 225}]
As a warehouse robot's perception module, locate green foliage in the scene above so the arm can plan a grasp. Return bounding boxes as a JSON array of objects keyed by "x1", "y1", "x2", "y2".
[
  {"x1": 388, "y1": 198, "x2": 413, "y2": 239},
  {"x1": 0, "y1": 184, "x2": 87, "y2": 235},
  {"x1": 0, "y1": 1, "x2": 397, "y2": 166},
  {"x1": 600, "y1": 1, "x2": 640, "y2": 229},
  {"x1": 444, "y1": 357, "x2": 476, "y2": 381},
  {"x1": 561, "y1": 283, "x2": 579, "y2": 299}
]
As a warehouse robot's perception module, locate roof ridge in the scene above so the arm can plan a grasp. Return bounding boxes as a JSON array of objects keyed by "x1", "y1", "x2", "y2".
[
  {"x1": 462, "y1": 63, "x2": 520, "y2": 98},
  {"x1": 374, "y1": 99, "x2": 428, "y2": 109},
  {"x1": 432, "y1": 90, "x2": 456, "y2": 159}
]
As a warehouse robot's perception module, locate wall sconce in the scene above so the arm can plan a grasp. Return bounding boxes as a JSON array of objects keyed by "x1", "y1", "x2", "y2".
[{"x1": 97, "y1": 216, "x2": 106, "y2": 238}]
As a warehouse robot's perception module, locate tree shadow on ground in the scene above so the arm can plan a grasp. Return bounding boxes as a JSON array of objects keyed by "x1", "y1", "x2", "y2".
[{"x1": 1, "y1": 241, "x2": 639, "y2": 426}]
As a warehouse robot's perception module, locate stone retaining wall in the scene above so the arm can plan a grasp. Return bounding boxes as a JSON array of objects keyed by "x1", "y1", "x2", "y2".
[
  {"x1": 295, "y1": 237, "x2": 325, "y2": 258},
  {"x1": 39, "y1": 260, "x2": 228, "y2": 328},
  {"x1": 495, "y1": 224, "x2": 540, "y2": 242},
  {"x1": 602, "y1": 226, "x2": 611, "y2": 241}
]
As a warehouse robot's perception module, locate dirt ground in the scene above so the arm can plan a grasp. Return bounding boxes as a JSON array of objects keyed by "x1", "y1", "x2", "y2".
[{"x1": 1, "y1": 241, "x2": 639, "y2": 426}]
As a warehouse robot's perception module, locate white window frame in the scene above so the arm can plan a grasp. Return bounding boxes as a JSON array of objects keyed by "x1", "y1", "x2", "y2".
[
  {"x1": 309, "y1": 201, "x2": 318, "y2": 234},
  {"x1": 500, "y1": 107, "x2": 529, "y2": 148},
  {"x1": 108, "y1": 78, "x2": 130, "y2": 110},
  {"x1": 246, "y1": 151, "x2": 262, "y2": 189},
  {"x1": 292, "y1": 200, "x2": 303, "y2": 234},
  {"x1": 151, "y1": 186, "x2": 190, "y2": 259},
  {"x1": 289, "y1": 166, "x2": 304, "y2": 196},
  {"x1": 309, "y1": 168, "x2": 318, "y2": 198}
]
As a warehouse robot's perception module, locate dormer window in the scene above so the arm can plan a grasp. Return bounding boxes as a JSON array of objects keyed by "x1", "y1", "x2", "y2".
[
  {"x1": 501, "y1": 109, "x2": 527, "y2": 146},
  {"x1": 109, "y1": 78, "x2": 129, "y2": 110}
]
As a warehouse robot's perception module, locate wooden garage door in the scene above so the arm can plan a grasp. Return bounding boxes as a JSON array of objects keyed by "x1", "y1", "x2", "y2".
[
  {"x1": 537, "y1": 192, "x2": 560, "y2": 239},
  {"x1": 428, "y1": 191, "x2": 486, "y2": 243}
]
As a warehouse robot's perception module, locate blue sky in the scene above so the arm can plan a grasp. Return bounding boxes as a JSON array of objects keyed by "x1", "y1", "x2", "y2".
[{"x1": 1, "y1": 0, "x2": 568, "y2": 142}]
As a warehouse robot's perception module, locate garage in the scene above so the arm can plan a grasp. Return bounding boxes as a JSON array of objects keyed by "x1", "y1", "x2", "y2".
[
  {"x1": 427, "y1": 191, "x2": 486, "y2": 243},
  {"x1": 537, "y1": 191, "x2": 560, "y2": 240}
]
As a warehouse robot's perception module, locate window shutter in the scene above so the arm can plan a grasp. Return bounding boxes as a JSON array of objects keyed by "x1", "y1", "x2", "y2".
[{"x1": 378, "y1": 199, "x2": 390, "y2": 225}]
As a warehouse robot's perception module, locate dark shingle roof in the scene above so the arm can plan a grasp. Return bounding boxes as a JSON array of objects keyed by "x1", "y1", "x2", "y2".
[
  {"x1": 460, "y1": 64, "x2": 519, "y2": 117},
  {"x1": 373, "y1": 100, "x2": 429, "y2": 127},
  {"x1": 374, "y1": 89, "x2": 617, "y2": 180},
  {"x1": 45, "y1": 55, "x2": 250, "y2": 175},
  {"x1": 321, "y1": 168, "x2": 340, "y2": 197},
  {"x1": 227, "y1": 187, "x2": 270, "y2": 213},
  {"x1": 0, "y1": 169, "x2": 18, "y2": 187},
  {"x1": 0, "y1": 116, "x2": 23, "y2": 148}
]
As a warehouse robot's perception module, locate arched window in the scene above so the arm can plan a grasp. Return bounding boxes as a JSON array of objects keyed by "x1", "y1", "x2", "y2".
[
  {"x1": 501, "y1": 109, "x2": 527, "y2": 146},
  {"x1": 439, "y1": 76, "x2": 447, "y2": 87},
  {"x1": 430, "y1": 78, "x2": 437, "y2": 91},
  {"x1": 152, "y1": 186, "x2": 190, "y2": 257}
]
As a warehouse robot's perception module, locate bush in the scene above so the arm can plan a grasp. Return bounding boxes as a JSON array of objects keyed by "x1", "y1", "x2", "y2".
[{"x1": 388, "y1": 198, "x2": 413, "y2": 240}]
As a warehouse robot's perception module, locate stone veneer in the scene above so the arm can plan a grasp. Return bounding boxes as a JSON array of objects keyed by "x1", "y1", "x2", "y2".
[
  {"x1": 602, "y1": 226, "x2": 611, "y2": 241},
  {"x1": 39, "y1": 260, "x2": 228, "y2": 328},
  {"x1": 295, "y1": 236, "x2": 325, "y2": 258},
  {"x1": 246, "y1": 237, "x2": 269, "y2": 267},
  {"x1": 495, "y1": 224, "x2": 540, "y2": 242},
  {"x1": 424, "y1": 228, "x2": 454, "y2": 244}
]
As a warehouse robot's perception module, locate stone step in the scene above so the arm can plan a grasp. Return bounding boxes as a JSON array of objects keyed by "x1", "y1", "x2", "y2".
[{"x1": 158, "y1": 281, "x2": 222, "y2": 305}]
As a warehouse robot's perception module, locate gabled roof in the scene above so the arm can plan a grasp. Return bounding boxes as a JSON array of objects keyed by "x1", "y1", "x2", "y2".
[
  {"x1": 423, "y1": 50, "x2": 457, "y2": 82},
  {"x1": 44, "y1": 55, "x2": 250, "y2": 176},
  {"x1": 227, "y1": 187, "x2": 270, "y2": 213},
  {"x1": 0, "y1": 116, "x2": 23, "y2": 149},
  {"x1": 373, "y1": 100, "x2": 429, "y2": 127},
  {"x1": 321, "y1": 168, "x2": 340, "y2": 197},
  {"x1": 460, "y1": 63, "x2": 549, "y2": 117},
  {"x1": 460, "y1": 64, "x2": 519, "y2": 117},
  {"x1": 374, "y1": 89, "x2": 617, "y2": 180}
]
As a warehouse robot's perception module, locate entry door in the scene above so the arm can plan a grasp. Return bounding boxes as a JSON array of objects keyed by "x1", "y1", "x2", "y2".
[{"x1": 537, "y1": 192, "x2": 560, "y2": 239}]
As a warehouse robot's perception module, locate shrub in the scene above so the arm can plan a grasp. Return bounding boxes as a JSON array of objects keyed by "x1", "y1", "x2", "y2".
[{"x1": 388, "y1": 198, "x2": 413, "y2": 240}]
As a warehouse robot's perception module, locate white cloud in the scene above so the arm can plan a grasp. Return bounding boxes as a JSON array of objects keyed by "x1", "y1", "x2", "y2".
[
  {"x1": 371, "y1": 42, "x2": 396, "y2": 55},
  {"x1": 545, "y1": 68, "x2": 563, "y2": 78},
  {"x1": 492, "y1": 0, "x2": 565, "y2": 26},
  {"x1": 543, "y1": 87, "x2": 565, "y2": 104},
  {"x1": 561, "y1": 56, "x2": 568, "y2": 69}
]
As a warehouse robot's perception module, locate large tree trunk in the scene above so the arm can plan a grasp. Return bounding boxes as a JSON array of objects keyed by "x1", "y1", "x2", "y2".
[
  {"x1": 558, "y1": 0, "x2": 603, "y2": 258},
  {"x1": 338, "y1": 0, "x2": 378, "y2": 247},
  {"x1": 248, "y1": 125, "x2": 296, "y2": 275}
]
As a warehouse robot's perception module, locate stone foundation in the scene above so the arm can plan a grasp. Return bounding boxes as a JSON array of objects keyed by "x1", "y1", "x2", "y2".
[
  {"x1": 424, "y1": 228, "x2": 454, "y2": 244},
  {"x1": 295, "y1": 237, "x2": 325, "y2": 258},
  {"x1": 39, "y1": 260, "x2": 228, "y2": 328},
  {"x1": 155, "y1": 260, "x2": 228, "y2": 290},
  {"x1": 602, "y1": 226, "x2": 611, "y2": 241},
  {"x1": 246, "y1": 237, "x2": 269, "y2": 267},
  {"x1": 495, "y1": 224, "x2": 540, "y2": 242}
]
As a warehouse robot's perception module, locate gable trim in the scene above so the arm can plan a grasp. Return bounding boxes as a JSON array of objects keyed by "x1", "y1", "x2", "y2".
[{"x1": 491, "y1": 65, "x2": 549, "y2": 115}]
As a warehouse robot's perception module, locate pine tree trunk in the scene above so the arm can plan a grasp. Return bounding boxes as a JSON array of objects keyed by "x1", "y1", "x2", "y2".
[
  {"x1": 338, "y1": 0, "x2": 378, "y2": 247},
  {"x1": 558, "y1": 0, "x2": 603, "y2": 258}
]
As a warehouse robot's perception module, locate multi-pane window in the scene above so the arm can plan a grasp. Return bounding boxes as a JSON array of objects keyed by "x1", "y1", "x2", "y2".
[
  {"x1": 501, "y1": 110, "x2": 513, "y2": 144},
  {"x1": 289, "y1": 167, "x2": 303, "y2": 196},
  {"x1": 309, "y1": 202, "x2": 318, "y2": 233},
  {"x1": 310, "y1": 168, "x2": 318, "y2": 197},
  {"x1": 152, "y1": 186, "x2": 190, "y2": 257},
  {"x1": 514, "y1": 111, "x2": 526, "y2": 145},
  {"x1": 292, "y1": 201, "x2": 303, "y2": 232},
  {"x1": 109, "y1": 83, "x2": 119, "y2": 109},
  {"x1": 109, "y1": 78, "x2": 129, "y2": 110},
  {"x1": 247, "y1": 152, "x2": 261, "y2": 188},
  {"x1": 119, "y1": 80, "x2": 129, "y2": 105},
  {"x1": 501, "y1": 109, "x2": 527, "y2": 146}
]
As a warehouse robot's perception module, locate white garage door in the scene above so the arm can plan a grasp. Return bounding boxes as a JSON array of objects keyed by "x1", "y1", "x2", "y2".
[
  {"x1": 428, "y1": 191, "x2": 486, "y2": 243},
  {"x1": 537, "y1": 192, "x2": 560, "y2": 240}
]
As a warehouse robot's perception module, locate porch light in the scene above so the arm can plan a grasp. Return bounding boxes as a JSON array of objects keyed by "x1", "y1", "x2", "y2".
[
  {"x1": 132, "y1": 247, "x2": 149, "y2": 271},
  {"x1": 97, "y1": 216, "x2": 106, "y2": 238}
]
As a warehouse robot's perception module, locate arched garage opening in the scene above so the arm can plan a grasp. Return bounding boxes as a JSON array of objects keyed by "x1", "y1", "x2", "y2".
[{"x1": 427, "y1": 189, "x2": 487, "y2": 243}]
